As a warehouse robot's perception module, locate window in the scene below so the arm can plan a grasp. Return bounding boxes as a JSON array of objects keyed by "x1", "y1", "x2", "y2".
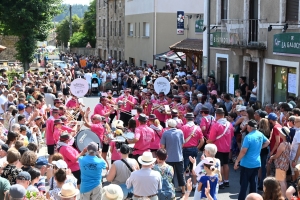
[
  {"x1": 128, "y1": 23, "x2": 133, "y2": 36},
  {"x1": 114, "y1": 51, "x2": 117, "y2": 60},
  {"x1": 119, "y1": 51, "x2": 121, "y2": 60},
  {"x1": 99, "y1": 0, "x2": 101, "y2": 8},
  {"x1": 110, "y1": 50, "x2": 113, "y2": 58},
  {"x1": 99, "y1": 20, "x2": 101, "y2": 37},
  {"x1": 139, "y1": 23, "x2": 140, "y2": 37},
  {"x1": 103, "y1": 19, "x2": 106, "y2": 37},
  {"x1": 286, "y1": 0, "x2": 299, "y2": 21},
  {"x1": 143, "y1": 22, "x2": 150, "y2": 37},
  {"x1": 110, "y1": 21, "x2": 112, "y2": 36},
  {"x1": 135, "y1": 23, "x2": 136, "y2": 36},
  {"x1": 221, "y1": 0, "x2": 228, "y2": 20},
  {"x1": 119, "y1": 21, "x2": 121, "y2": 36},
  {"x1": 114, "y1": 21, "x2": 117, "y2": 36}
]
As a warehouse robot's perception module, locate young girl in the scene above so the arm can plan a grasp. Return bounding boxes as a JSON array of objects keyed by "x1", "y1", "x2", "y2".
[
  {"x1": 198, "y1": 157, "x2": 220, "y2": 200},
  {"x1": 109, "y1": 129, "x2": 123, "y2": 163}
]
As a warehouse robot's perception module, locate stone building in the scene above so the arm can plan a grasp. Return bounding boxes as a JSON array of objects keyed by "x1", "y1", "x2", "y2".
[
  {"x1": 206, "y1": 0, "x2": 300, "y2": 103},
  {"x1": 0, "y1": 35, "x2": 18, "y2": 61},
  {"x1": 96, "y1": 0, "x2": 125, "y2": 61}
]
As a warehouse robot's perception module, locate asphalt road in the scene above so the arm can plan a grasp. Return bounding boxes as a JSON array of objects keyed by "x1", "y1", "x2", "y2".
[{"x1": 39, "y1": 96, "x2": 241, "y2": 199}]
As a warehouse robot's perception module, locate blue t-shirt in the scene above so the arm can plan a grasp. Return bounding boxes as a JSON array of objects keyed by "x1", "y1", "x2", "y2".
[
  {"x1": 160, "y1": 128, "x2": 184, "y2": 162},
  {"x1": 199, "y1": 174, "x2": 218, "y2": 200},
  {"x1": 79, "y1": 155, "x2": 106, "y2": 193},
  {"x1": 240, "y1": 130, "x2": 268, "y2": 168}
]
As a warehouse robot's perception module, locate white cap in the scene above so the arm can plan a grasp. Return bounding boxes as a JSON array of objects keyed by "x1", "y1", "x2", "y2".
[
  {"x1": 142, "y1": 88, "x2": 148, "y2": 93},
  {"x1": 167, "y1": 119, "x2": 177, "y2": 128},
  {"x1": 197, "y1": 94, "x2": 203, "y2": 98},
  {"x1": 237, "y1": 106, "x2": 247, "y2": 112},
  {"x1": 52, "y1": 160, "x2": 68, "y2": 169}
]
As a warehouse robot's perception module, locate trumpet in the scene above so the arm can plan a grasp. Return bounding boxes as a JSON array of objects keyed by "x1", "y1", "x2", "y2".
[{"x1": 151, "y1": 104, "x2": 165, "y2": 113}]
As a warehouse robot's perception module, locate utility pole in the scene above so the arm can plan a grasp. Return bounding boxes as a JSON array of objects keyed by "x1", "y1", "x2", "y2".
[
  {"x1": 207, "y1": 0, "x2": 210, "y2": 79},
  {"x1": 69, "y1": 5, "x2": 72, "y2": 39}
]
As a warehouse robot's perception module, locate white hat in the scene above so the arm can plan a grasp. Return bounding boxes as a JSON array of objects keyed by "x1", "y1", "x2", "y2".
[
  {"x1": 167, "y1": 119, "x2": 177, "y2": 128},
  {"x1": 58, "y1": 182, "x2": 79, "y2": 198},
  {"x1": 138, "y1": 152, "x2": 157, "y2": 165},
  {"x1": 193, "y1": 69, "x2": 197, "y2": 73},
  {"x1": 197, "y1": 94, "x2": 203, "y2": 98},
  {"x1": 52, "y1": 160, "x2": 68, "y2": 169},
  {"x1": 237, "y1": 106, "x2": 247, "y2": 112},
  {"x1": 142, "y1": 88, "x2": 148, "y2": 93},
  {"x1": 101, "y1": 184, "x2": 123, "y2": 200}
]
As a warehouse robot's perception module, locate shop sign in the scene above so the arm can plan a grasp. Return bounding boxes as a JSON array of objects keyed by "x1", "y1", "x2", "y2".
[
  {"x1": 195, "y1": 19, "x2": 204, "y2": 33},
  {"x1": 177, "y1": 11, "x2": 184, "y2": 35},
  {"x1": 210, "y1": 32, "x2": 240, "y2": 47},
  {"x1": 273, "y1": 33, "x2": 300, "y2": 57}
]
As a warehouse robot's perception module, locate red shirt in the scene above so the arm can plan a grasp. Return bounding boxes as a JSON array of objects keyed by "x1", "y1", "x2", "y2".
[
  {"x1": 66, "y1": 99, "x2": 78, "y2": 108},
  {"x1": 116, "y1": 95, "x2": 137, "y2": 112},
  {"x1": 209, "y1": 119, "x2": 234, "y2": 153},
  {"x1": 59, "y1": 145, "x2": 80, "y2": 172},
  {"x1": 91, "y1": 123, "x2": 105, "y2": 142},
  {"x1": 151, "y1": 99, "x2": 167, "y2": 122},
  {"x1": 270, "y1": 123, "x2": 283, "y2": 155},
  {"x1": 200, "y1": 115, "x2": 215, "y2": 138},
  {"x1": 181, "y1": 122, "x2": 203, "y2": 148},
  {"x1": 46, "y1": 116, "x2": 56, "y2": 145},
  {"x1": 93, "y1": 103, "x2": 110, "y2": 122}
]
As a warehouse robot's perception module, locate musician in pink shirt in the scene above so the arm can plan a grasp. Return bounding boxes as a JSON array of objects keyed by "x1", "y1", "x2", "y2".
[
  {"x1": 93, "y1": 97, "x2": 114, "y2": 123},
  {"x1": 199, "y1": 106, "x2": 215, "y2": 138},
  {"x1": 148, "y1": 114, "x2": 163, "y2": 157},
  {"x1": 116, "y1": 88, "x2": 137, "y2": 127},
  {"x1": 166, "y1": 109, "x2": 184, "y2": 129},
  {"x1": 151, "y1": 92, "x2": 168, "y2": 127},
  {"x1": 133, "y1": 107, "x2": 144, "y2": 128},
  {"x1": 180, "y1": 113, "x2": 204, "y2": 185},
  {"x1": 53, "y1": 119, "x2": 65, "y2": 144},
  {"x1": 66, "y1": 95, "x2": 79, "y2": 109},
  {"x1": 127, "y1": 114, "x2": 155, "y2": 161},
  {"x1": 46, "y1": 108, "x2": 60, "y2": 163},
  {"x1": 141, "y1": 92, "x2": 152, "y2": 116}
]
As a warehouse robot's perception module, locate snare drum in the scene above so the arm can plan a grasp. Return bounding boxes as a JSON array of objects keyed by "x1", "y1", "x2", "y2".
[{"x1": 74, "y1": 129, "x2": 100, "y2": 152}]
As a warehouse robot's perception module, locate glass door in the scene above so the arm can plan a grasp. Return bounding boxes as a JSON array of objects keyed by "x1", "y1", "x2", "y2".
[{"x1": 273, "y1": 66, "x2": 287, "y2": 103}]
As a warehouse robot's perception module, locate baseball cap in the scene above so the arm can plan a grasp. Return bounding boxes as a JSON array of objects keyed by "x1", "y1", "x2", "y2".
[
  {"x1": 87, "y1": 142, "x2": 99, "y2": 153},
  {"x1": 267, "y1": 112, "x2": 278, "y2": 121},
  {"x1": 36, "y1": 157, "x2": 48, "y2": 166},
  {"x1": 18, "y1": 104, "x2": 25, "y2": 110},
  {"x1": 248, "y1": 119, "x2": 258, "y2": 128},
  {"x1": 9, "y1": 184, "x2": 26, "y2": 199},
  {"x1": 52, "y1": 160, "x2": 68, "y2": 169},
  {"x1": 237, "y1": 106, "x2": 247, "y2": 112},
  {"x1": 202, "y1": 157, "x2": 214, "y2": 165},
  {"x1": 17, "y1": 171, "x2": 31, "y2": 181}
]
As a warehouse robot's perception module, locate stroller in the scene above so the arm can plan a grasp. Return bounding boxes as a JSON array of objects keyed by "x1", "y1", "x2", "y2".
[{"x1": 91, "y1": 74, "x2": 101, "y2": 96}]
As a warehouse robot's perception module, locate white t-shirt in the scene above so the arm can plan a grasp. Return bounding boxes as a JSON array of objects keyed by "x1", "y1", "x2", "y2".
[
  {"x1": 84, "y1": 73, "x2": 92, "y2": 84},
  {"x1": 101, "y1": 71, "x2": 107, "y2": 83},
  {"x1": 0, "y1": 95, "x2": 7, "y2": 114},
  {"x1": 177, "y1": 71, "x2": 186, "y2": 77},
  {"x1": 111, "y1": 72, "x2": 117, "y2": 80},
  {"x1": 250, "y1": 86, "x2": 257, "y2": 98},
  {"x1": 291, "y1": 128, "x2": 300, "y2": 161}
]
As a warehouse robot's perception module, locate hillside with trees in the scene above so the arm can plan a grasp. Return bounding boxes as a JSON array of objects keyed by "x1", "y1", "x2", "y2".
[{"x1": 53, "y1": 4, "x2": 88, "y2": 22}]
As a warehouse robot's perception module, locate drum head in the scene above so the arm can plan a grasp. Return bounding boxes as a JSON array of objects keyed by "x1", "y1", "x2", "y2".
[
  {"x1": 75, "y1": 130, "x2": 100, "y2": 152},
  {"x1": 123, "y1": 132, "x2": 134, "y2": 139}
]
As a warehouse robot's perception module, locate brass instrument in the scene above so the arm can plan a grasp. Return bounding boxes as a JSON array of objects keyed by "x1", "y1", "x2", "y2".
[
  {"x1": 123, "y1": 96, "x2": 128, "y2": 107},
  {"x1": 151, "y1": 104, "x2": 165, "y2": 114},
  {"x1": 107, "y1": 103, "x2": 134, "y2": 116}
]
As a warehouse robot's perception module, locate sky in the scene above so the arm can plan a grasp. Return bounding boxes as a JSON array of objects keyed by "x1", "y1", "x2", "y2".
[{"x1": 63, "y1": 0, "x2": 91, "y2": 5}]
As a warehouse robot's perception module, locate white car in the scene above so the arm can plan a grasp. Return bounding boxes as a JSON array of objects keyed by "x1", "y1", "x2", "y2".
[{"x1": 52, "y1": 60, "x2": 67, "y2": 69}]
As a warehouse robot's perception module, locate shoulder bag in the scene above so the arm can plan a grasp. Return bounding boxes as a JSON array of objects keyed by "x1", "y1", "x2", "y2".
[
  {"x1": 216, "y1": 122, "x2": 230, "y2": 141},
  {"x1": 121, "y1": 159, "x2": 133, "y2": 172},
  {"x1": 184, "y1": 125, "x2": 198, "y2": 144}
]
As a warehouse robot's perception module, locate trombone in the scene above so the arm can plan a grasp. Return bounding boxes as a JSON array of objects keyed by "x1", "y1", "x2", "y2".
[{"x1": 107, "y1": 103, "x2": 134, "y2": 116}]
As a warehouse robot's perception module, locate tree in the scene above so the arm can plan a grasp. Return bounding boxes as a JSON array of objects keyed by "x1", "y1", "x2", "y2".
[
  {"x1": 0, "y1": 0, "x2": 62, "y2": 71},
  {"x1": 69, "y1": 32, "x2": 89, "y2": 47},
  {"x1": 56, "y1": 15, "x2": 83, "y2": 47},
  {"x1": 82, "y1": 0, "x2": 96, "y2": 47}
]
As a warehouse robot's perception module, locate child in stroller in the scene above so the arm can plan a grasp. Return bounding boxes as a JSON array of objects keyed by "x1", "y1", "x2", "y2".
[{"x1": 91, "y1": 76, "x2": 101, "y2": 96}]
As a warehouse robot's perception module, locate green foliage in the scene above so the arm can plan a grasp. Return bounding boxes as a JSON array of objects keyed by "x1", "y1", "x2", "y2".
[
  {"x1": 82, "y1": 0, "x2": 96, "y2": 47},
  {"x1": 55, "y1": 15, "x2": 83, "y2": 47},
  {"x1": 70, "y1": 32, "x2": 89, "y2": 47},
  {"x1": 53, "y1": 4, "x2": 88, "y2": 22},
  {"x1": 0, "y1": 0, "x2": 62, "y2": 71}
]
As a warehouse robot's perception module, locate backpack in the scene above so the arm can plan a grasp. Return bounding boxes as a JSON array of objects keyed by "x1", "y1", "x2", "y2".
[{"x1": 154, "y1": 165, "x2": 174, "y2": 200}]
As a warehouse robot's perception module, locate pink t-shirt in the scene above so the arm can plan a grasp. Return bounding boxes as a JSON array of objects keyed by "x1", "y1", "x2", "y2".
[
  {"x1": 141, "y1": 100, "x2": 152, "y2": 116},
  {"x1": 59, "y1": 146, "x2": 80, "y2": 172},
  {"x1": 53, "y1": 128, "x2": 63, "y2": 144},
  {"x1": 134, "y1": 114, "x2": 140, "y2": 128},
  {"x1": 208, "y1": 120, "x2": 234, "y2": 153},
  {"x1": 91, "y1": 123, "x2": 105, "y2": 142},
  {"x1": 133, "y1": 124, "x2": 155, "y2": 155},
  {"x1": 116, "y1": 95, "x2": 137, "y2": 112},
  {"x1": 149, "y1": 125, "x2": 163, "y2": 150},
  {"x1": 62, "y1": 125, "x2": 73, "y2": 133},
  {"x1": 46, "y1": 117, "x2": 55, "y2": 145},
  {"x1": 66, "y1": 99, "x2": 77, "y2": 108},
  {"x1": 151, "y1": 99, "x2": 167, "y2": 122},
  {"x1": 200, "y1": 116, "x2": 215, "y2": 138},
  {"x1": 181, "y1": 123, "x2": 203, "y2": 148},
  {"x1": 93, "y1": 103, "x2": 110, "y2": 122},
  {"x1": 110, "y1": 141, "x2": 122, "y2": 161}
]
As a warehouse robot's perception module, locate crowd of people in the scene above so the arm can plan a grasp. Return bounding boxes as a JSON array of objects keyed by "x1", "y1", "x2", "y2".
[{"x1": 1, "y1": 53, "x2": 300, "y2": 200}]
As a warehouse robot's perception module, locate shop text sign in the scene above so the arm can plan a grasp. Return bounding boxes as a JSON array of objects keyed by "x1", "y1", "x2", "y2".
[{"x1": 273, "y1": 33, "x2": 300, "y2": 57}]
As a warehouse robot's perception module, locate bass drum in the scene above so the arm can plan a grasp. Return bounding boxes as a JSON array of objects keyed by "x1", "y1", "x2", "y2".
[{"x1": 74, "y1": 129, "x2": 101, "y2": 152}]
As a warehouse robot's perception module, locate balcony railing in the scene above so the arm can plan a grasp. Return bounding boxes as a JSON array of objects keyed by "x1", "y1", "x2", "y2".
[{"x1": 210, "y1": 19, "x2": 266, "y2": 50}]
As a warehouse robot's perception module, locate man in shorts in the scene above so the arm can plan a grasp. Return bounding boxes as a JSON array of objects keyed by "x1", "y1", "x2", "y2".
[{"x1": 207, "y1": 108, "x2": 234, "y2": 189}]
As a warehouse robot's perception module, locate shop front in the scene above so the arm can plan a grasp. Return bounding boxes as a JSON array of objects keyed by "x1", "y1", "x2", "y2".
[{"x1": 262, "y1": 33, "x2": 300, "y2": 104}]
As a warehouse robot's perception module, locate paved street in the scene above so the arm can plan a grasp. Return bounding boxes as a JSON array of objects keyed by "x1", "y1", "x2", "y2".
[{"x1": 39, "y1": 96, "x2": 241, "y2": 199}]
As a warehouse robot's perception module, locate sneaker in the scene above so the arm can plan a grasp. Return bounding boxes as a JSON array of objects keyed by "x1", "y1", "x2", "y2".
[
  {"x1": 219, "y1": 184, "x2": 225, "y2": 189},
  {"x1": 224, "y1": 182, "x2": 230, "y2": 187}
]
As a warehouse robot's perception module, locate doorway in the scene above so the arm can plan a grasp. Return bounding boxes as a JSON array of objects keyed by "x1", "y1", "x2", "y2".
[
  {"x1": 129, "y1": 57, "x2": 135, "y2": 66},
  {"x1": 219, "y1": 59, "x2": 227, "y2": 93},
  {"x1": 248, "y1": 62, "x2": 257, "y2": 90}
]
